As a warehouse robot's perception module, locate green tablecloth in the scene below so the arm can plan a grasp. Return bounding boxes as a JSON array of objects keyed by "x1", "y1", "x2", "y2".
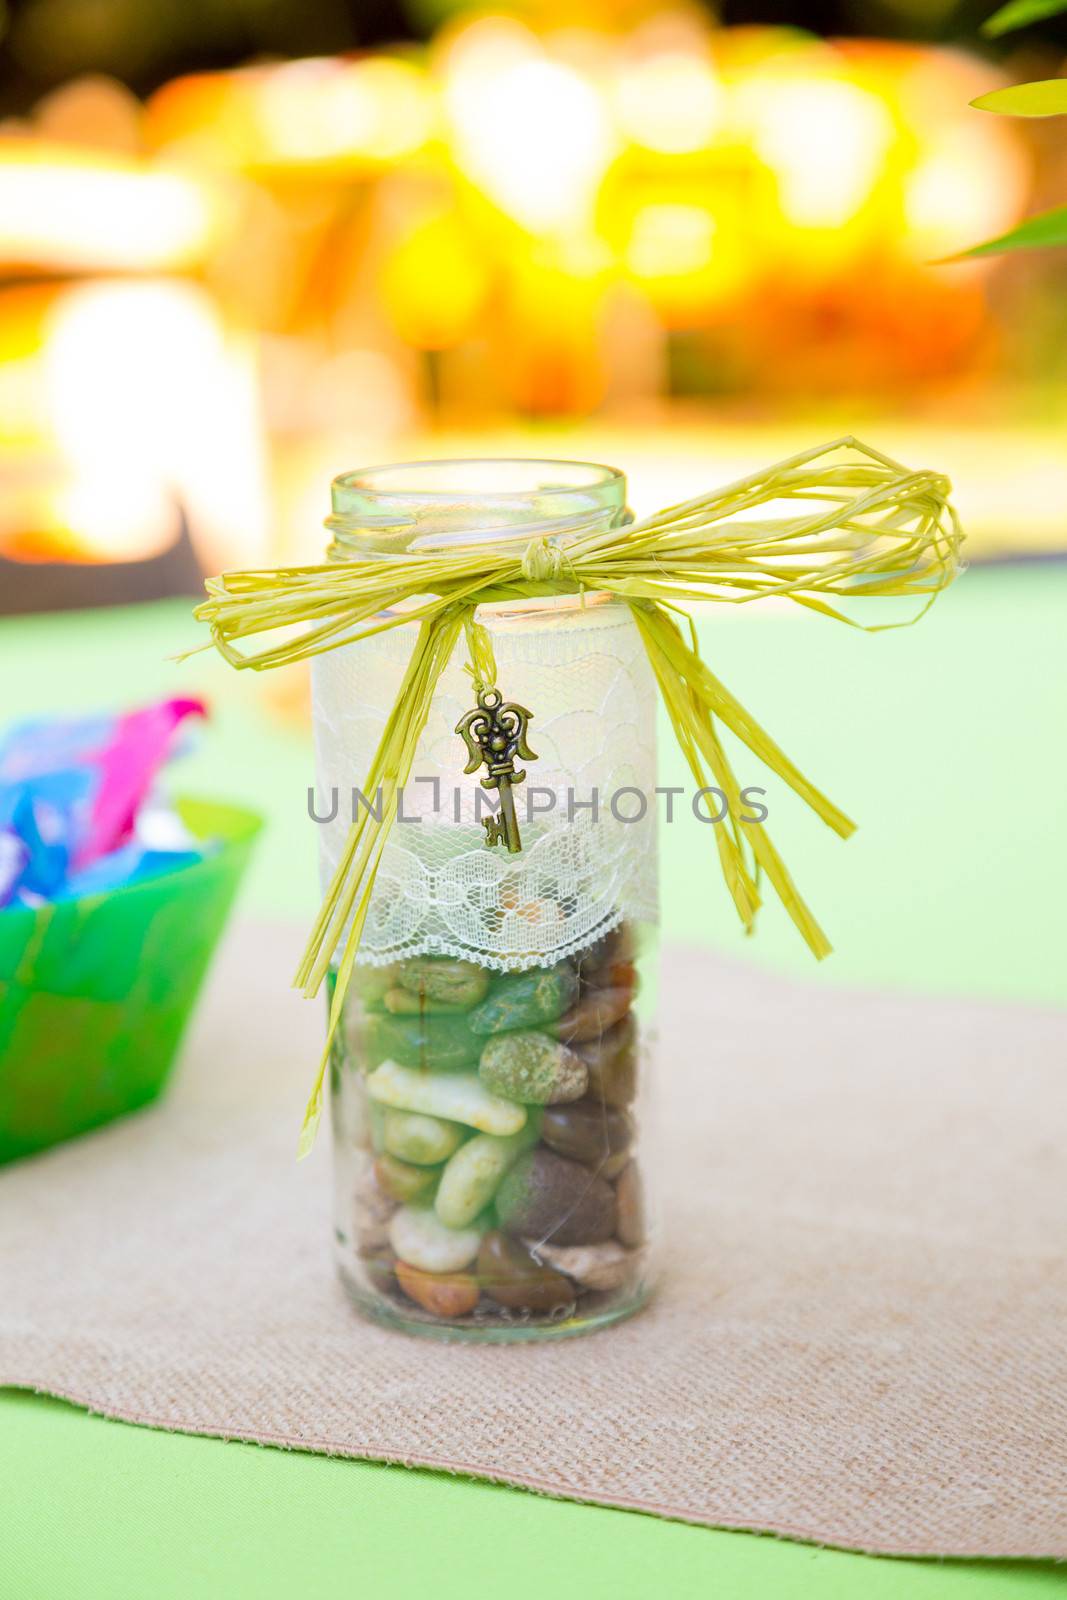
[{"x1": 3, "y1": 569, "x2": 1064, "y2": 1597}]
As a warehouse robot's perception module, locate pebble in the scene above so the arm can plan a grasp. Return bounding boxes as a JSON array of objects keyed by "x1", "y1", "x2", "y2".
[
  {"x1": 601, "y1": 1149, "x2": 630, "y2": 1181},
  {"x1": 382, "y1": 1109, "x2": 466, "y2": 1166},
  {"x1": 579, "y1": 926, "x2": 638, "y2": 993},
  {"x1": 541, "y1": 1099, "x2": 633, "y2": 1171},
  {"x1": 354, "y1": 1215, "x2": 392, "y2": 1255},
  {"x1": 397, "y1": 957, "x2": 489, "y2": 1009},
  {"x1": 478, "y1": 1030, "x2": 587, "y2": 1105},
  {"x1": 382, "y1": 988, "x2": 475, "y2": 1016},
  {"x1": 501, "y1": 897, "x2": 565, "y2": 940},
  {"x1": 366, "y1": 1060, "x2": 527, "y2": 1136},
  {"x1": 362, "y1": 1250, "x2": 397, "y2": 1294},
  {"x1": 587, "y1": 961, "x2": 637, "y2": 996},
  {"x1": 494, "y1": 1149, "x2": 617, "y2": 1245},
  {"x1": 396, "y1": 1260, "x2": 480, "y2": 1319},
  {"x1": 478, "y1": 1230, "x2": 575, "y2": 1313},
  {"x1": 553, "y1": 987, "x2": 633, "y2": 1045},
  {"x1": 353, "y1": 1170, "x2": 398, "y2": 1252},
  {"x1": 374, "y1": 1153, "x2": 439, "y2": 1205},
  {"x1": 615, "y1": 1162, "x2": 646, "y2": 1247},
  {"x1": 389, "y1": 1204, "x2": 485, "y2": 1273},
  {"x1": 468, "y1": 963, "x2": 578, "y2": 1036},
  {"x1": 576, "y1": 1016, "x2": 638, "y2": 1108},
  {"x1": 366, "y1": 1012, "x2": 482, "y2": 1072},
  {"x1": 351, "y1": 963, "x2": 401, "y2": 1010},
  {"x1": 533, "y1": 1239, "x2": 633, "y2": 1292},
  {"x1": 435, "y1": 1123, "x2": 539, "y2": 1230},
  {"x1": 342, "y1": 1004, "x2": 368, "y2": 1058},
  {"x1": 333, "y1": 1063, "x2": 376, "y2": 1148},
  {"x1": 582, "y1": 924, "x2": 635, "y2": 969}
]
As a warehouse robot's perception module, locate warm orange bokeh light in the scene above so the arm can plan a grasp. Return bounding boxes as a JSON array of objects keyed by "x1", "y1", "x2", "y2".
[
  {"x1": 0, "y1": 16, "x2": 1043, "y2": 568},
  {"x1": 0, "y1": 142, "x2": 217, "y2": 273}
]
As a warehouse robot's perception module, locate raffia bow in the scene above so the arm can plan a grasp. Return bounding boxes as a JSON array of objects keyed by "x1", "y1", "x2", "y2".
[{"x1": 194, "y1": 436, "x2": 963, "y2": 1153}]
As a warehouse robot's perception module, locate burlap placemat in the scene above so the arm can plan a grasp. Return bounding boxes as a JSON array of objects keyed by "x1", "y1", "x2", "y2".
[{"x1": 2, "y1": 923, "x2": 1064, "y2": 1558}]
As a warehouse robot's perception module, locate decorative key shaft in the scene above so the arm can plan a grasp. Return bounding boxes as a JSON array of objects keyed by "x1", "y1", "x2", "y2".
[{"x1": 455, "y1": 688, "x2": 537, "y2": 854}]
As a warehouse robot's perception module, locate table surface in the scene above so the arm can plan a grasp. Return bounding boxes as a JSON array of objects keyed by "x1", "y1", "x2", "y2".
[{"x1": 2, "y1": 567, "x2": 1064, "y2": 1599}]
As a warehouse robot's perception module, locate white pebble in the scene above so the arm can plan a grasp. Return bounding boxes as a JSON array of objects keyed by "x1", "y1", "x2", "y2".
[
  {"x1": 389, "y1": 1205, "x2": 484, "y2": 1273},
  {"x1": 366, "y1": 1061, "x2": 527, "y2": 1135}
]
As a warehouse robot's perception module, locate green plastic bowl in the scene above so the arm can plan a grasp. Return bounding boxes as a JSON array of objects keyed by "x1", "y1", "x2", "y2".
[{"x1": 0, "y1": 796, "x2": 261, "y2": 1164}]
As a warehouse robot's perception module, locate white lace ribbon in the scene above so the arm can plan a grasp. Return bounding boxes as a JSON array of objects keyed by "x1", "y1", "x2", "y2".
[{"x1": 311, "y1": 599, "x2": 659, "y2": 970}]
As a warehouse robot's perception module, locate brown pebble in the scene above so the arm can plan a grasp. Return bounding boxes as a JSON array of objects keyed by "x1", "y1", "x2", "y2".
[
  {"x1": 576, "y1": 1015, "x2": 638, "y2": 1108},
  {"x1": 581, "y1": 925, "x2": 635, "y2": 970},
  {"x1": 495, "y1": 1148, "x2": 617, "y2": 1245},
  {"x1": 533, "y1": 1239, "x2": 634, "y2": 1292},
  {"x1": 478, "y1": 1230, "x2": 575, "y2": 1312},
  {"x1": 583, "y1": 960, "x2": 637, "y2": 994},
  {"x1": 615, "y1": 1162, "x2": 646, "y2": 1247},
  {"x1": 553, "y1": 987, "x2": 633, "y2": 1044},
  {"x1": 396, "y1": 1260, "x2": 480, "y2": 1318},
  {"x1": 580, "y1": 929, "x2": 639, "y2": 993},
  {"x1": 601, "y1": 1149, "x2": 630, "y2": 1180},
  {"x1": 541, "y1": 1099, "x2": 633, "y2": 1171}
]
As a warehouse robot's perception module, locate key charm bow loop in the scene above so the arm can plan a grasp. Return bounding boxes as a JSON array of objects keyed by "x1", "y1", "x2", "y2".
[{"x1": 456, "y1": 689, "x2": 536, "y2": 786}]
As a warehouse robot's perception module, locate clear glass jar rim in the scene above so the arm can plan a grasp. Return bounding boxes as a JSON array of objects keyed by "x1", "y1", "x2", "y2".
[{"x1": 332, "y1": 457, "x2": 625, "y2": 503}]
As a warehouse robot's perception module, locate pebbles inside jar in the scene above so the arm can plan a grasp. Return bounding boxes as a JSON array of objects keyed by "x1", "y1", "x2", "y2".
[{"x1": 331, "y1": 919, "x2": 655, "y2": 1339}]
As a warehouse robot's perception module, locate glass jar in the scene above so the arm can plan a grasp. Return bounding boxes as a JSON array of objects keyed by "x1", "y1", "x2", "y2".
[{"x1": 316, "y1": 459, "x2": 659, "y2": 1340}]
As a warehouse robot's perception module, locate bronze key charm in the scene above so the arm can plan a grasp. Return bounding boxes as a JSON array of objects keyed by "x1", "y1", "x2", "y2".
[{"x1": 455, "y1": 688, "x2": 537, "y2": 854}]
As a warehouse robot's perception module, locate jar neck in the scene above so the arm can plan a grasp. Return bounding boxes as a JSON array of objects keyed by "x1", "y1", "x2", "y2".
[{"x1": 326, "y1": 457, "x2": 629, "y2": 561}]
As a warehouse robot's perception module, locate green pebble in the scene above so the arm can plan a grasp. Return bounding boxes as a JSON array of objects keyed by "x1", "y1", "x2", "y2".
[
  {"x1": 468, "y1": 963, "x2": 578, "y2": 1037},
  {"x1": 434, "y1": 1120, "x2": 541, "y2": 1229},
  {"x1": 368, "y1": 1101, "x2": 387, "y2": 1153},
  {"x1": 366, "y1": 1011, "x2": 482, "y2": 1071},
  {"x1": 398, "y1": 957, "x2": 490, "y2": 1009},
  {"x1": 351, "y1": 963, "x2": 401, "y2": 1012},
  {"x1": 382, "y1": 988, "x2": 473, "y2": 1016},
  {"x1": 374, "y1": 1153, "x2": 439, "y2": 1204},
  {"x1": 382, "y1": 1110, "x2": 466, "y2": 1166},
  {"x1": 479, "y1": 1030, "x2": 588, "y2": 1105}
]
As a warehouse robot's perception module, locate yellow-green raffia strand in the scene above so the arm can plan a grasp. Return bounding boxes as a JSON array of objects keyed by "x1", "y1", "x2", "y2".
[
  {"x1": 296, "y1": 605, "x2": 466, "y2": 1154},
  {"x1": 192, "y1": 436, "x2": 964, "y2": 1154}
]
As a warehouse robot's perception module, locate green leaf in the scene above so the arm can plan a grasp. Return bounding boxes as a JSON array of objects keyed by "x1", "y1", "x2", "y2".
[
  {"x1": 953, "y1": 203, "x2": 1067, "y2": 259},
  {"x1": 972, "y1": 78, "x2": 1067, "y2": 115},
  {"x1": 983, "y1": 0, "x2": 1067, "y2": 38}
]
